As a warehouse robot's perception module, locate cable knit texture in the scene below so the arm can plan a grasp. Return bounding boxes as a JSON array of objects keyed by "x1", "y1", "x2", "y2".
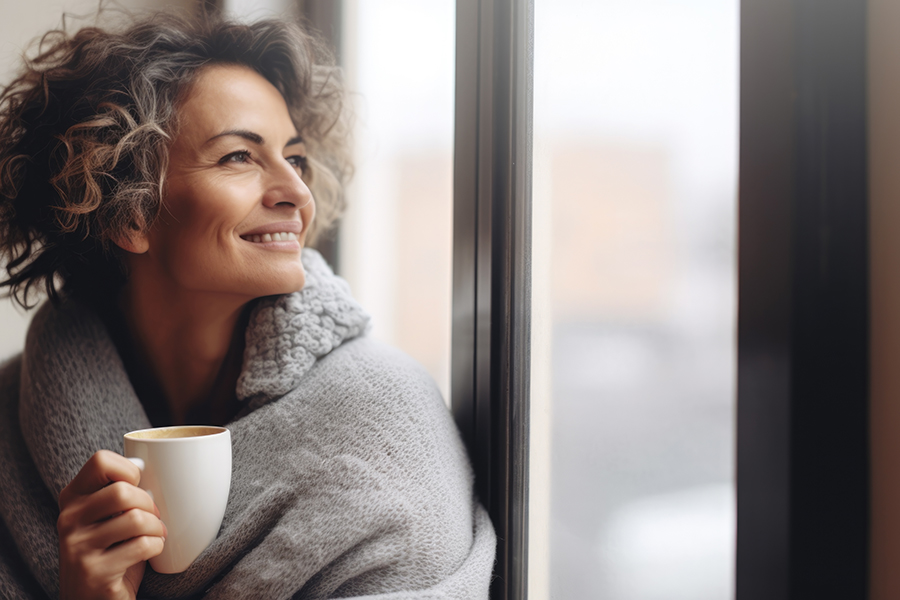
[
  {"x1": 0, "y1": 249, "x2": 495, "y2": 599},
  {"x1": 237, "y1": 250, "x2": 371, "y2": 403}
]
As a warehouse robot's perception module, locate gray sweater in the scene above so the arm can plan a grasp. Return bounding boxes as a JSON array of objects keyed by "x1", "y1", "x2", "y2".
[{"x1": 0, "y1": 249, "x2": 495, "y2": 599}]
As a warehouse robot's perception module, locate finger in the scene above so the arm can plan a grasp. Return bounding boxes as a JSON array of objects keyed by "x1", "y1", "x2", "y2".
[
  {"x1": 123, "y1": 562, "x2": 146, "y2": 598},
  {"x1": 79, "y1": 481, "x2": 158, "y2": 525},
  {"x1": 103, "y1": 534, "x2": 166, "y2": 570},
  {"x1": 61, "y1": 451, "x2": 142, "y2": 504},
  {"x1": 91, "y1": 509, "x2": 166, "y2": 551}
]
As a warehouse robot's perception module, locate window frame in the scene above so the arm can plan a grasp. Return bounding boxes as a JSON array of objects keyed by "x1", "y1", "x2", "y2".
[
  {"x1": 451, "y1": 0, "x2": 533, "y2": 599},
  {"x1": 737, "y1": 0, "x2": 869, "y2": 598}
]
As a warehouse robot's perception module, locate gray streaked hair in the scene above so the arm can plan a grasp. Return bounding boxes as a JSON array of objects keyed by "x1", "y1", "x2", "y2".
[{"x1": 0, "y1": 11, "x2": 351, "y2": 307}]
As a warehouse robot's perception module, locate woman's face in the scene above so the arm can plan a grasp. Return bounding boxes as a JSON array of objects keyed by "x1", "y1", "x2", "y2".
[{"x1": 132, "y1": 63, "x2": 315, "y2": 302}]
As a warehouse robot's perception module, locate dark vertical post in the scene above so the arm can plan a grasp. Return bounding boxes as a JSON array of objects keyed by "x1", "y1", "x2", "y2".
[
  {"x1": 452, "y1": 0, "x2": 533, "y2": 598},
  {"x1": 790, "y1": 0, "x2": 869, "y2": 596},
  {"x1": 297, "y1": 0, "x2": 344, "y2": 271},
  {"x1": 296, "y1": 0, "x2": 343, "y2": 63},
  {"x1": 199, "y1": 0, "x2": 222, "y2": 17},
  {"x1": 738, "y1": 0, "x2": 868, "y2": 598},
  {"x1": 738, "y1": 1, "x2": 795, "y2": 596}
]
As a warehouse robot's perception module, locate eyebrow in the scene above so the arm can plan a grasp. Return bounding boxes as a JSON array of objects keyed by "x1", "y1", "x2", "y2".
[
  {"x1": 206, "y1": 129, "x2": 304, "y2": 148},
  {"x1": 207, "y1": 129, "x2": 263, "y2": 145}
]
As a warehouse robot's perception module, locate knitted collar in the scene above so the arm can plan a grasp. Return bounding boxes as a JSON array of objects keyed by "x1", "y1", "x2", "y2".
[{"x1": 237, "y1": 249, "x2": 370, "y2": 402}]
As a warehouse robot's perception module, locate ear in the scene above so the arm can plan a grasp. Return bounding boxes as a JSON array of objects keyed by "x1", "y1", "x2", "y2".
[{"x1": 112, "y1": 222, "x2": 150, "y2": 254}]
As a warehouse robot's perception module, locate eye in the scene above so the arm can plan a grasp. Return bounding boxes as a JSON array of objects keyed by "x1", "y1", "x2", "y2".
[
  {"x1": 220, "y1": 150, "x2": 252, "y2": 164},
  {"x1": 286, "y1": 154, "x2": 309, "y2": 174}
]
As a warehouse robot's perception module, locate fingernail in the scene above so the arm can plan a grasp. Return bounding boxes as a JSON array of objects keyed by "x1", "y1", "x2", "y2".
[{"x1": 162, "y1": 522, "x2": 168, "y2": 539}]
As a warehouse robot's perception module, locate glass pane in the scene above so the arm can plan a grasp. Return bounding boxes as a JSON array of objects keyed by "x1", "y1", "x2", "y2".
[
  {"x1": 339, "y1": 0, "x2": 456, "y2": 402},
  {"x1": 531, "y1": 1, "x2": 739, "y2": 598}
]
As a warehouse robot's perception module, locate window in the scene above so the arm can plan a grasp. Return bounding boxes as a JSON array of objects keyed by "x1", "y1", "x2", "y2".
[{"x1": 531, "y1": 0, "x2": 738, "y2": 598}]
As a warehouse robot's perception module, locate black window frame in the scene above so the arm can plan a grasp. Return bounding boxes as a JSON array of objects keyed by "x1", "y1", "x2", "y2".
[
  {"x1": 738, "y1": 0, "x2": 869, "y2": 598},
  {"x1": 451, "y1": 0, "x2": 533, "y2": 599}
]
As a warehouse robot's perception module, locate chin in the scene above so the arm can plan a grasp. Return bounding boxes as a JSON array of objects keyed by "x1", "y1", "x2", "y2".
[{"x1": 258, "y1": 271, "x2": 306, "y2": 297}]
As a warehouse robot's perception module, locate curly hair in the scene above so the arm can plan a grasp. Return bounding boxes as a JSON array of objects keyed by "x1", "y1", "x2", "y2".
[{"x1": 0, "y1": 11, "x2": 352, "y2": 308}]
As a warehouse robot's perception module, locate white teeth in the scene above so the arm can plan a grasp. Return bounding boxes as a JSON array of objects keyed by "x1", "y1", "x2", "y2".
[{"x1": 243, "y1": 232, "x2": 299, "y2": 243}]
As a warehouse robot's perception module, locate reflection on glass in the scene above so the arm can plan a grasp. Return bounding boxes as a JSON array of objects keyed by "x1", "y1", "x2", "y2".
[{"x1": 532, "y1": 0, "x2": 738, "y2": 598}]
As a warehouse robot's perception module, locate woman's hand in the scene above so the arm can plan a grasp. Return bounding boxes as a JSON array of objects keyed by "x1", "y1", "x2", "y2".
[{"x1": 57, "y1": 450, "x2": 167, "y2": 600}]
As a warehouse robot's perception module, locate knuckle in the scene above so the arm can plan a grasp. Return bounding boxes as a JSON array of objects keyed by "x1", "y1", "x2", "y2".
[
  {"x1": 135, "y1": 535, "x2": 163, "y2": 557},
  {"x1": 126, "y1": 508, "x2": 155, "y2": 533},
  {"x1": 92, "y1": 449, "x2": 126, "y2": 476},
  {"x1": 109, "y1": 481, "x2": 132, "y2": 506},
  {"x1": 87, "y1": 450, "x2": 109, "y2": 470},
  {"x1": 57, "y1": 486, "x2": 72, "y2": 510},
  {"x1": 74, "y1": 552, "x2": 94, "y2": 574},
  {"x1": 123, "y1": 508, "x2": 145, "y2": 529},
  {"x1": 135, "y1": 535, "x2": 153, "y2": 552},
  {"x1": 56, "y1": 511, "x2": 74, "y2": 536},
  {"x1": 101, "y1": 581, "x2": 123, "y2": 598}
]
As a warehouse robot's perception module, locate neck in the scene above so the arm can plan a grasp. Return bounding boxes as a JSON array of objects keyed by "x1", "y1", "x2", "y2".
[{"x1": 118, "y1": 278, "x2": 250, "y2": 425}]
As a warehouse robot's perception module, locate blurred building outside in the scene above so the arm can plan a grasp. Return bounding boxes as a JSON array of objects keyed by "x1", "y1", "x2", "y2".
[{"x1": 531, "y1": 0, "x2": 738, "y2": 598}]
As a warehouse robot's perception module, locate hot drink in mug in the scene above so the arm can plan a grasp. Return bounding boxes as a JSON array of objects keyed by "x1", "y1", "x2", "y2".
[{"x1": 124, "y1": 426, "x2": 232, "y2": 574}]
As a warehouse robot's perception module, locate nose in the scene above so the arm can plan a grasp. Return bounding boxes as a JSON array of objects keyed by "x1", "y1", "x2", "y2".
[
  {"x1": 262, "y1": 161, "x2": 316, "y2": 230},
  {"x1": 262, "y1": 161, "x2": 313, "y2": 210}
]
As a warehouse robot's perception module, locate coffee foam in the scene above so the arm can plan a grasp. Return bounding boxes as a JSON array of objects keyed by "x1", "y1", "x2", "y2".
[{"x1": 125, "y1": 426, "x2": 226, "y2": 440}]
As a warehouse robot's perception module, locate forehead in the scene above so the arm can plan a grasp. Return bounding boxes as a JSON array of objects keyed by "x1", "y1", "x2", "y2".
[{"x1": 175, "y1": 64, "x2": 296, "y2": 142}]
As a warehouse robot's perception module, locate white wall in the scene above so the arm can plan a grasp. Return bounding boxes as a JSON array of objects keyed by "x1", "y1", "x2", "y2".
[
  {"x1": 221, "y1": 0, "x2": 296, "y2": 20},
  {"x1": 0, "y1": 0, "x2": 193, "y2": 361}
]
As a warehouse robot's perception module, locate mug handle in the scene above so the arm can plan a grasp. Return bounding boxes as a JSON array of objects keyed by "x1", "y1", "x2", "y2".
[{"x1": 125, "y1": 457, "x2": 152, "y2": 501}]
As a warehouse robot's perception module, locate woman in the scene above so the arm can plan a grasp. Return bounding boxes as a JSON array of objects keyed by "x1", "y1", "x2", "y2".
[{"x1": 0, "y1": 12, "x2": 494, "y2": 600}]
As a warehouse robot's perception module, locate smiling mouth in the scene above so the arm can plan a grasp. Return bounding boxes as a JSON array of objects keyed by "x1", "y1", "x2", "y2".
[{"x1": 241, "y1": 232, "x2": 300, "y2": 243}]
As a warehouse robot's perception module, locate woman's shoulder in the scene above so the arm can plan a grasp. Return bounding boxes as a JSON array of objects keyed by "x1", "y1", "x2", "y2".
[
  {"x1": 237, "y1": 333, "x2": 471, "y2": 488},
  {"x1": 321, "y1": 335, "x2": 437, "y2": 384},
  {"x1": 312, "y1": 336, "x2": 450, "y2": 419},
  {"x1": 17, "y1": 299, "x2": 109, "y2": 367}
]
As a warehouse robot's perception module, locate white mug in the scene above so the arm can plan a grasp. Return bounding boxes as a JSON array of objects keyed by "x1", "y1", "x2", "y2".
[{"x1": 123, "y1": 425, "x2": 232, "y2": 574}]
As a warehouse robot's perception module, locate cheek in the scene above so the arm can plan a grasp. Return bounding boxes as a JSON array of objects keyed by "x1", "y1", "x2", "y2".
[
  {"x1": 152, "y1": 212, "x2": 224, "y2": 260},
  {"x1": 162, "y1": 182, "x2": 252, "y2": 245},
  {"x1": 301, "y1": 196, "x2": 317, "y2": 238}
]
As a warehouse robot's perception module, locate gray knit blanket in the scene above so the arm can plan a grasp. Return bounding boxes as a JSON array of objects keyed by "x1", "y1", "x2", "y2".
[{"x1": 0, "y1": 249, "x2": 495, "y2": 599}]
